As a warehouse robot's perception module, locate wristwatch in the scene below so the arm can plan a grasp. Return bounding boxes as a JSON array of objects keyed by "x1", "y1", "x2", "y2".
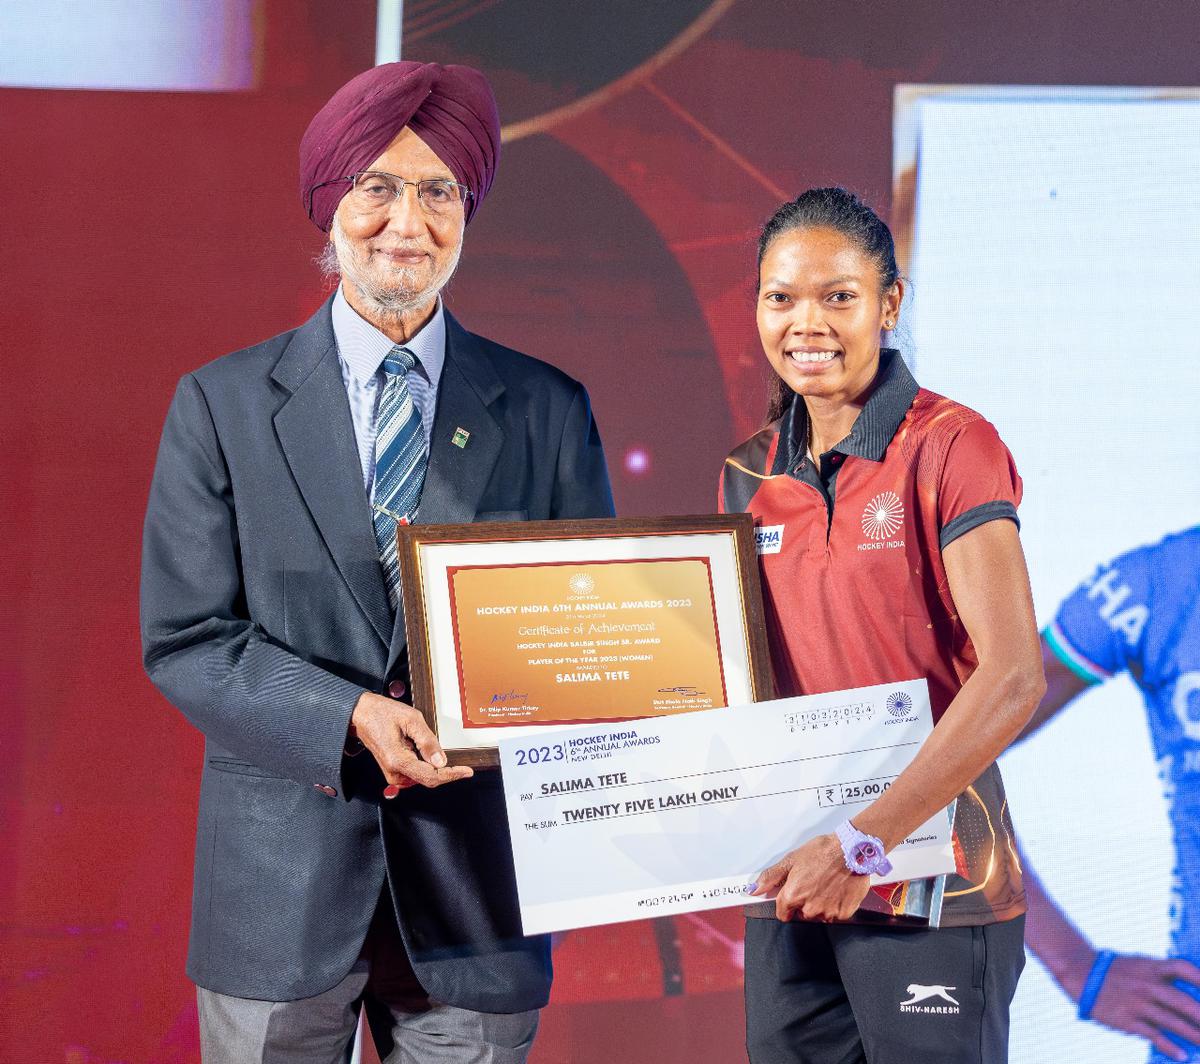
[{"x1": 835, "y1": 819, "x2": 893, "y2": 877}]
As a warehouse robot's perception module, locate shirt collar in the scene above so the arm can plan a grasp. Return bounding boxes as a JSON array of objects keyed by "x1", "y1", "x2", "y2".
[
  {"x1": 776, "y1": 349, "x2": 920, "y2": 471},
  {"x1": 331, "y1": 284, "x2": 447, "y2": 386}
]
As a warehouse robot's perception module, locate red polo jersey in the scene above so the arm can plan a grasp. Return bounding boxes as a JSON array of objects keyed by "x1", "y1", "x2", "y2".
[{"x1": 720, "y1": 352, "x2": 1026, "y2": 927}]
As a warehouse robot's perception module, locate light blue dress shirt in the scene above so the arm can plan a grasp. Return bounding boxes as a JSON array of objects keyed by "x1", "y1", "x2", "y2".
[{"x1": 331, "y1": 285, "x2": 445, "y2": 497}]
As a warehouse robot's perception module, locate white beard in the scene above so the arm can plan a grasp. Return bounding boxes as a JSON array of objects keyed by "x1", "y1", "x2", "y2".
[{"x1": 320, "y1": 216, "x2": 462, "y2": 321}]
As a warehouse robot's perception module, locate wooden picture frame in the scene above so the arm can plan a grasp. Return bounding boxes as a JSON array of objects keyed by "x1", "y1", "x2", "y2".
[{"x1": 397, "y1": 514, "x2": 774, "y2": 767}]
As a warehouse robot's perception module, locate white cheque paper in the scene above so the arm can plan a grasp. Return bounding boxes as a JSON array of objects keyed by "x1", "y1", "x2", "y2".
[{"x1": 498, "y1": 679, "x2": 955, "y2": 934}]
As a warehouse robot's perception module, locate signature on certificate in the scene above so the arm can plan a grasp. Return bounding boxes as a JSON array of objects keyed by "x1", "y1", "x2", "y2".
[{"x1": 657, "y1": 686, "x2": 704, "y2": 696}]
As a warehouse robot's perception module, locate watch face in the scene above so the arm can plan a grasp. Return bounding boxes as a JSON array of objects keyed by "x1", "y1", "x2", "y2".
[
  {"x1": 850, "y1": 841, "x2": 891, "y2": 875},
  {"x1": 851, "y1": 842, "x2": 878, "y2": 868},
  {"x1": 837, "y1": 822, "x2": 891, "y2": 875}
]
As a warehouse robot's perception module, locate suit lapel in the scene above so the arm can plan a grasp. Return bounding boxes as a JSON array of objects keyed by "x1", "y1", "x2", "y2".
[
  {"x1": 272, "y1": 300, "x2": 394, "y2": 649},
  {"x1": 386, "y1": 312, "x2": 505, "y2": 669}
]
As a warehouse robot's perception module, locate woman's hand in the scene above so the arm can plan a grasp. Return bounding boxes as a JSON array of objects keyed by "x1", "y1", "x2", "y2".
[{"x1": 751, "y1": 834, "x2": 872, "y2": 922}]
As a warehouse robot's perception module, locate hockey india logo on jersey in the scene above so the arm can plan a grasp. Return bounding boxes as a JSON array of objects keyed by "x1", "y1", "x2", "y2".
[
  {"x1": 858, "y1": 491, "x2": 905, "y2": 552},
  {"x1": 862, "y1": 491, "x2": 904, "y2": 540}
]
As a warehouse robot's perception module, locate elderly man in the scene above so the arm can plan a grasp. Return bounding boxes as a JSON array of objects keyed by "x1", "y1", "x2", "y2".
[{"x1": 141, "y1": 62, "x2": 614, "y2": 1063}]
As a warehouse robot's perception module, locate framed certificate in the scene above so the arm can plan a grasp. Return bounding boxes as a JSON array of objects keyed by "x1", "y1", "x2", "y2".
[{"x1": 397, "y1": 515, "x2": 774, "y2": 767}]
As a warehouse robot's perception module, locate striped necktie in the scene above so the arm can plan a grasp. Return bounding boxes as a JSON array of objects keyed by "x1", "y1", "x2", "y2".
[{"x1": 372, "y1": 346, "x2": 428, "y2": 607}]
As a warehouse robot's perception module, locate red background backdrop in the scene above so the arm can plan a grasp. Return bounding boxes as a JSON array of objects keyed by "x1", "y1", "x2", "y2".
[{"x1": 3, "y1": 2, "x2": 1199, "y2": 1060}]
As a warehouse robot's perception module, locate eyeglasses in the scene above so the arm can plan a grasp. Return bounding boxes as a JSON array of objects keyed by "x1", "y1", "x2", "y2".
[{"x1": 308, "y1": 171, "x2": 472, "y2": 222}]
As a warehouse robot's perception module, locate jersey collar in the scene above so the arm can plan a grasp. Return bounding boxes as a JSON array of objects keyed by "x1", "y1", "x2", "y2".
[{"x1": 772, "y1": 349, "x2": 919, "y2": 474}]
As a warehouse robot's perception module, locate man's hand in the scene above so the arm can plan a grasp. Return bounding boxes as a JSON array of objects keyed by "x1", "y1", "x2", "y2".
[
  {"x1": 350, "y1": 691, "x2": 474, "y2": 792},
  {"x1": 1081, "y1": 953, "x2": 1200, "y2": 1062},
  {"x1": 750, "y1": 834, "x2": 872, "y2": 922}
]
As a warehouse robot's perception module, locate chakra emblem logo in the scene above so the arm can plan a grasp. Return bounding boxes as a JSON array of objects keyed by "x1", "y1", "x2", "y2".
[
  {"x1": 886, "y1": 691, "x2": 914, "y2": 717},
  {"x1": 569, "y1": 572, "x2": 596, "y2": 596},
  {"x1": 862, "y1": 491, "x2": 905, "y2": 540}
]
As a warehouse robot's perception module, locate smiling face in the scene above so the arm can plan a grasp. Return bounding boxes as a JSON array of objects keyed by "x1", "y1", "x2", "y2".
[
  {"x1": 330, "y1": 126, "x2": 465, "y2": 328},
  {"x1": 757, "y1": 226, "x2": 902, "y2": 408}
]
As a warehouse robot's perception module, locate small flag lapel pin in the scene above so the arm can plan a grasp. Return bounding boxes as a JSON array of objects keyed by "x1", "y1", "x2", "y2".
[{"x1": 451, "y1": 427, "x2": 471, "y2": 449}]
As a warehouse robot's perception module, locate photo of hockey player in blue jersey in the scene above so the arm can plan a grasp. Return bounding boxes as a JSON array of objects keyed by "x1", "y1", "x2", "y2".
[{"x1": 1016, "y1": 526, "x2": 1200, "y2": 1063}]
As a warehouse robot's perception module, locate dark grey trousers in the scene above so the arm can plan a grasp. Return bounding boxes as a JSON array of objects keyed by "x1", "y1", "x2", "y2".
[
  {"x1": 745, "y1": 915, "x2": 1026, "y2": 1064},
  {"x1": 197, "y1": 977, "x2": 539, "y2": 1064},
  {"x1": 197, "y1": 897, "x2": 539, "y2": 1064}
]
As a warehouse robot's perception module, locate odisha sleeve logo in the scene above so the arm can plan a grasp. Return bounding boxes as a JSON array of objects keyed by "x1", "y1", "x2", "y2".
[
  {"x1": 886, "y1": 691, "x2": 914, "y2": 717},
  {"x1": 861, "y1": 491, "x2": 905, "y2": 540}
]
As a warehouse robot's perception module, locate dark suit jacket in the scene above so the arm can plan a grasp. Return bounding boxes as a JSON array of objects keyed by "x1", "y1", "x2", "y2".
[{"x1": 140, "y1": 297, "x2": 614, "y2": 1009}]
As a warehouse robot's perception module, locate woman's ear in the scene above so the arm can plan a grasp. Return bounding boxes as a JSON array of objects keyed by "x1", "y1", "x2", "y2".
[{"x1": 883, "y1": 279, "x2": 904, "y2": 330}]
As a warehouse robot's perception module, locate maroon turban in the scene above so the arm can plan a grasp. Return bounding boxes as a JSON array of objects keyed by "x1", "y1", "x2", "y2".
[{"x1": 299, "y1": 61, "x2": 500, "y2": 232}]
